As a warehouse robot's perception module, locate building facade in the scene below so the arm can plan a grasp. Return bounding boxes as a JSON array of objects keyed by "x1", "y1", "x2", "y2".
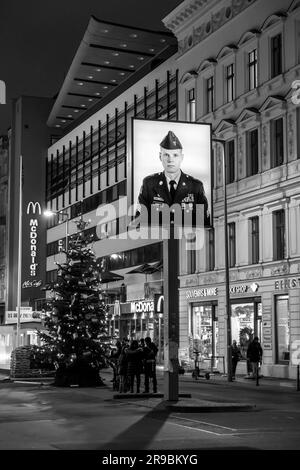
[
  {"x1": 9, "y1": 0, "x2": 296, "y2": 379},
  {"x1": 0, "y1": 96, "x2": 56, "y2": 361},
  {"x1": 165, "y1": 0, "x2": 300, "y2": 379},
  {"x1": 44, "y1": 18, "x2": 178, "y2": 351},
  {"x1": 0, "y1": 135, "x2": 9, "y2": 324}
]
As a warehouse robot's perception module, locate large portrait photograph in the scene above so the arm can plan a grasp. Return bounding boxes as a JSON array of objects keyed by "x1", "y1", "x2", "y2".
[{"x1": 132, "y1": 118, "x2": 212, "y2": 231}]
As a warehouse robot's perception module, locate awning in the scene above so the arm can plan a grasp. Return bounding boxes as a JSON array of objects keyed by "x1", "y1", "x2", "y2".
[{"x1": 47, "y1": 16, "x2": 177, "y2": 130}]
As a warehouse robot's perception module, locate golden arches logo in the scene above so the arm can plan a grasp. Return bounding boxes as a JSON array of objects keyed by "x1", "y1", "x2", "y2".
[{"x1": 26, "y1": 201, "x2": 42, "y2": 215}]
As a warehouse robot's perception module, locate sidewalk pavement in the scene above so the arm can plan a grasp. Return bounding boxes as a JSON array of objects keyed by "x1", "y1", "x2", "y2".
[
  {"x1": 2, "y1": 366, "x2": 298, "y2": 414},
  {"x1": 1, "y1": 365, "x2": 297, "y2": 387}
]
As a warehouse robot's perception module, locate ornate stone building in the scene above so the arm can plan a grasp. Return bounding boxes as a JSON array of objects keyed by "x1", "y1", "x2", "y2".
[{"x1": 165, "y1": 0, "x2": 300, "y2": 378}]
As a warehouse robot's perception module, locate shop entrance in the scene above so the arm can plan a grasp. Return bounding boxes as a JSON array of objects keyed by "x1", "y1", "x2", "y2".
[
  {"x1": 189, "y1": 301, "x2": 218, "y2": 369},
  {"x1": 231, "y1": 298, "x2": 262, "y2": 360}
]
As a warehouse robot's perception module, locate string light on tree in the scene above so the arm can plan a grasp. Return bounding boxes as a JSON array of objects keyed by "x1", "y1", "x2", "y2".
[{"x1": 36, "y1": 215, "x2": 112, "y2": 387}]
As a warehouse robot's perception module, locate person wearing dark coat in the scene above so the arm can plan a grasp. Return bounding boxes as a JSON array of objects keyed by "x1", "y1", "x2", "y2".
[
  {"x1": 247, "y1": 336, "x2": 263, "y2": 379},
  {"x1": 143, "y1": 337, "x2": 158, "y2": 393},
  {"x1": 231, "y1": 340, "x2": 242, "y2": 380},
  {"x1": 110, "y1": 341, "x2": 122, "y2": 384},
  {"x1": 126, "y1": 340, "x2": 144, "y2": 393},
  {"x1": 118, "y1": 345, "x2": 129, "y2": 393}
]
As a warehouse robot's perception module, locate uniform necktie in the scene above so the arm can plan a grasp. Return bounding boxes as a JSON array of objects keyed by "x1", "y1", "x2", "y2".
[{"x1": 169, "y1": 180, "x2": 176, "y2": 203}]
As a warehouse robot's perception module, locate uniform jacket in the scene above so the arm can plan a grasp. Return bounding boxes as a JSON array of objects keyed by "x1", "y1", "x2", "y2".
[{"x1": 137, "y1": 171, "x2": 210, "y2": 227}]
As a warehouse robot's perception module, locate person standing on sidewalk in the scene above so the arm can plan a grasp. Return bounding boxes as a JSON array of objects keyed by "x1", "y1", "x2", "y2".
[
  {"x1": 231, "y1": 340, "x2": 242, "y2": 380},
  {"x1": 126, "y1": 340, "x2": 144, "y2": 393},
  {"x1": 247, "y1": 336, "x2": 263, "y2": 379},
  {"x1": 143, "y1": 337, "x2": 158, "y2": 394}
]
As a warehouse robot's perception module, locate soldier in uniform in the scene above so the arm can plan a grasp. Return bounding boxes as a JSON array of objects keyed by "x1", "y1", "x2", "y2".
[{"x1": 136, "y1": 130, "x2": 210, "y2": 228}]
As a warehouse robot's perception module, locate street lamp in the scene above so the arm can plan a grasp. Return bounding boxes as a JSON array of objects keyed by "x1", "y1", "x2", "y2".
[
  {"x1": 213, "y1": 138, "x2": 232, "y2": 382},
  {"x1": 44, "y1": 209, "x2": 69, "y2": 255}
]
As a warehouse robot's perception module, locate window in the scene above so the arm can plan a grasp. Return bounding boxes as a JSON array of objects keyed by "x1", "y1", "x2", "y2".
[
  {"x1": 187, "y1": 235, "x2": 196, "y2": 274},
  {"x1": 275, "y1": 295, "x2": 290, "y2": 363},
  {"x1": 186, "y1": 88, "x2": 196, "y2": 122},
  {"x1": 231, "y1": 301, "x2": 262, "y2": 359},
  {"x1": 271, "y1": 34, "x2": 282, "y2": 78},
  {"x1": 190, "y1": 304, "x2": 218, "y2": 364},
  {"x1": 225, "y1": 140, "x2": 235, "y2": 184},
  {"x1": 270, "y1": 118, "x2": 284, "y2": 168},
  {"x1": 273, "y1": 209, "x2": 285, "y2": 260},
  {"x1": 208, "y1": 229, "x2": 215, "y2": 271},
  {"x1": 206, "y1": 76, "x2": 214, "y2": 113},
  {"x1": 250, "y1": 216, "x2": 259, "y2": 264},
  {"x1": 246, "y1": 128, "x2": 259, "y2": 176},
  {"x1": 228, "y1": 222, "x2": 236, "y2": 267},
  {"x1": 226, "y1": 64, "x2": 234, "y2": 102},
  {"x1": 297, "y1": 108, "x2": 300, "y2": 159},
  {"x1": 45, "y1": 269, "x2": 57, "y2": 284},
  {"x1": 248, "y1": 49, "x2": 258, "y2": 90}
]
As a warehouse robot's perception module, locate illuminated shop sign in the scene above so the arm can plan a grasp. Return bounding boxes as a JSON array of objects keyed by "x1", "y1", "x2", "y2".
[
  {"x1": 5, "y1": 307, "x2": 41, "y2": 324},
  {"x1": 22, "y1": 280, "x2": 42, "y2": 289},
  {"x1": 229, "y1": 283, "x2": 259, "y2": 294},
  {"x1": 186, "y1": 282, "x2": 259, "y2": 299},
  {"x1": 26, "y1": 202, "x2": 41, "y2": 278},
  {"x1": 155, "y1": 294, "x2": 164, "y2": 313},
  {"x1": 275, "y1": 278, "x2": 300, "y2": 290},
  {"x1": 186, "y1": 287, "x2": 218, "y2": 299},
  {"x1": 131, "y1": 300, "x2": 154, "y2": 313}
]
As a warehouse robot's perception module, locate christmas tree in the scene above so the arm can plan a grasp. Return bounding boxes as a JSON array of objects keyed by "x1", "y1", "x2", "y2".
[{"x1": 37, "y1": 217, "x2": 111, "y2": 387}]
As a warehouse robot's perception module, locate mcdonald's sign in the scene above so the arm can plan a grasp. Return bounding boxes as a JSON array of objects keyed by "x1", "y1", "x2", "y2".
[
  {"x1": 26, "y1": 201, "x2": 42, "y2": 215},
  {"x1": 154, "y1": 294, "x2": 164, "y2": 313}
]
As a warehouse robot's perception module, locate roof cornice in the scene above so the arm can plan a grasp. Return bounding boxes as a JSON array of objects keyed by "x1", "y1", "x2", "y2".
[{"x1": 163, "y1": 0, "x2": 258, "y2": 58}]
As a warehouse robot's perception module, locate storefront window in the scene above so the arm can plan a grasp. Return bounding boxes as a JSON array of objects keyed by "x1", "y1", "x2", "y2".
[
  {"x1": 189, "y1": 305, "x2": 218, "y2": 366},
  {"x1": 231, "y1": 301, "x2": 262, "y2": 359},
  {"x1": 275, "y1": 295, "x2": 290, "y2": 363}
]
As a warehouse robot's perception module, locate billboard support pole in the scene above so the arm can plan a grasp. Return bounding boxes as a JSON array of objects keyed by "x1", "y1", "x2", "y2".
[
  {"x1": 16, "y1": 155, "x2": 23, "y2": 348},
  {"x1": 163, "y1": 227, "x2": 179, "y2": 401},
  {"x1": 213, "y1": 138, "x2": 232, "y2": 382}
]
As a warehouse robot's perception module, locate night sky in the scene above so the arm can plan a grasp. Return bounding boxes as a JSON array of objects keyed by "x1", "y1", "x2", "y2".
[{"x1": 0, "y1": 0, "x2": 182, "y2": 135}]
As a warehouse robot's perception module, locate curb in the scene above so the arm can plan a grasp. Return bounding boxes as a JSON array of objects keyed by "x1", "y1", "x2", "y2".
[
  {"x1": 113, "y1": 393, "x2": 192, "y2": 399},
  {"x1": 164, "y1": 402, "x2": 256, "y2": 413}
]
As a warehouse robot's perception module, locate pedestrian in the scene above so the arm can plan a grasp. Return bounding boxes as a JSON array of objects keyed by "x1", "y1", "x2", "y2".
[
  {"x1": 231, "y1": 340, "x2": 242, "y2": 380},
  {"x1": 125, "y1": 340, "x2": 144, "y2": 393},
  {"x1": 143, "y1": 337, "x2": 158, "y2": 394},
  {"x1": 110, "y1": 340, "x2": 122, "y2": 388},
  {"x1": 247, "y1": 336, "x2": 263, "y2": 379},
  {"x1": 118, "y1": 344, "x2": 129, "y2": 393}
]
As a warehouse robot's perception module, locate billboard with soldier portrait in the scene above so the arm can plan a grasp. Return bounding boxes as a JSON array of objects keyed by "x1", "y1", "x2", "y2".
[{"x1": 132, "y1": 118, "x2": 212, "y2": 231}]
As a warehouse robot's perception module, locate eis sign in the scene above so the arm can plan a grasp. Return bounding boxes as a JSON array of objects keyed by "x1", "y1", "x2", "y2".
[{"x1": 26, "y1": 201, "x2": 41, "y2": 277}]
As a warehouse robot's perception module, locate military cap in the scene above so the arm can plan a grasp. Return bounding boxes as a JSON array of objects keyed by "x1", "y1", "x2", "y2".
[{"x1": 160, "y1": 130, "x2": 182, "y2": 150}]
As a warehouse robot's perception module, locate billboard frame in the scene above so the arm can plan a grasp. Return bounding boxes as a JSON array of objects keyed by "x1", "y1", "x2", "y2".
[{"x1": 131, "y1": 117, "x2": 214, "y2": 228}]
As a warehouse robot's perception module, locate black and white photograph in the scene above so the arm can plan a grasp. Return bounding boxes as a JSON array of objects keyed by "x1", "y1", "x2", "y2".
[
  {"x1": 0, "y1": 0, "x2": 300, "y2": 461},
  {"x1": 132, "y1": 118, "x2": 211, "y2": 230}
]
